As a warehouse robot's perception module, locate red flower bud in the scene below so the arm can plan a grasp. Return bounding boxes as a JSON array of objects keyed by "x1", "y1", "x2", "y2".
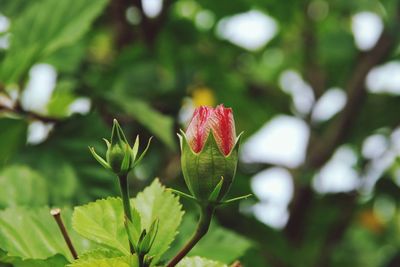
[
  {"x1": 186, "y1": 105, "x2": 236, "y2": 156},
  {"x1": 180, "y1": 104, "x2": 241, "y2": 202}
]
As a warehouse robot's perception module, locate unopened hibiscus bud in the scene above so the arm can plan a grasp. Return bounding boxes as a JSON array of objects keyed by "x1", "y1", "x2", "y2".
[
  {"x1": 179, "y1": 104, "x2": 242, "y2": 203},
  {"x1": 89, "y1": 119, "x2": 152, "y2": 176}
]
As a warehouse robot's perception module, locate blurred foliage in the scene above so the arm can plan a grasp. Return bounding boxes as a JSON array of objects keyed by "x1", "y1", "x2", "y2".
[{"x1": 1, "y1": 0, "x2": 400, "y2": 266}]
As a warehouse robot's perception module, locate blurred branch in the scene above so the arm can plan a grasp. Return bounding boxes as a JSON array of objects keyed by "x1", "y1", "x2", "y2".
[
  {"x1": 109, "y1": 0, "x2": 135, "y2": 48},
  {"x1": 285, "y1": 1, "x2": 400, "y2": 248},
  {"x1": 0, "y1": 103, "x2": 60, "y2": 123},
  {"x1": 302, "y1": 4, "x2": 326, "y2": 99},
  {"x1": 132, "y1": 0, "x2": 174, "y2": 48},
  {"x1": 306, "y1": 32, "x2": 398, "y2": 169}
]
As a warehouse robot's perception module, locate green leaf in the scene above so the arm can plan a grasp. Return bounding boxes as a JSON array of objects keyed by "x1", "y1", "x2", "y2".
[
  {"x1": 79, "y1": 248, "x2": 123, "y2": 261},
  {"x1": 0, "y1": 165, "x2": 48, "y2": 208},
  {"x1": 68, "y1": 255, "x2": 138, "y2": 267},
  {"x1": 109, "y1": 95, "x2": 176, "y2": 150},
  {"x1": 0, "y1": 118, "x2": 27, "y2": 166},
  {"x1": 72, "y1": 180, "x2": 183, "y2": 263},
  {"x1": 176, "y1": 256, "x2": 227, "y2": 267},
  {"x1": 77, "y1": 249, "x2": 122, "y2": 261},
  {"x1": 132, "y1": 179, "x2": 184, "y2": 262},
  {"x1": 0, "y1": 207, "x2": 92, "y2": 262},
  {"x1": 165, "y1": 214, "x2": 252, "y2": 263},
  {"x1": 11, "y1": 254, "x2": 68, "y2": 267},
  {"x1": 72, "y1": 197, "x2": 129, "y2": 255},
  {"x1": 0, "y1": 0, "x2": 108, "y2": 83}
]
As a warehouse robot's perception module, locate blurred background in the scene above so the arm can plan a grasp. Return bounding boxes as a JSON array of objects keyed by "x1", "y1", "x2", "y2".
[{"x1": 1, "y1": 0, "x2": 400, "y2": 266}]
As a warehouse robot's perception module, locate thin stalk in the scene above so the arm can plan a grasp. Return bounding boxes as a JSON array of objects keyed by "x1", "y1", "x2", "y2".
[
  {"x1": 118, "y1": 174, "x2": 135, "y2": 254},
  {"x1": 50, "y1": 208, "x2": 78, "y2": 260},
  {"x1": 166, "y1": 205, "x2": 214, "y2": 267},
  {"x1": 138, "y1": 253, "x2": 145, "y2": 267}
]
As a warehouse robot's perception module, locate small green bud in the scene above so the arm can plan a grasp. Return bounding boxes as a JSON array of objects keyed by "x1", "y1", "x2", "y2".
[{"x1": 89, "y1": 119, "x2": 152, "y2": 176}]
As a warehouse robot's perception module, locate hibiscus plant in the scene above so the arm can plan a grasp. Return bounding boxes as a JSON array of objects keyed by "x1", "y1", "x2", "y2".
[{"x1": 0, "y1": 105, "x2": 250, "y2": 267}]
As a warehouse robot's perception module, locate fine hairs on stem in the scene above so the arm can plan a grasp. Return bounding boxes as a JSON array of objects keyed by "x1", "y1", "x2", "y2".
[
  {"x1": 50, "y1": 208, "x2": 78, "y2": 260},
  {"x1": 166, "y1": 205, "x2": 215, "y2": 267}
]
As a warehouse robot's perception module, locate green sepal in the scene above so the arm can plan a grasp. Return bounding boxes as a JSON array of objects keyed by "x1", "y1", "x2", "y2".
[
  {"x1": 133, "y1": 136, "x2": 153, "y2": 167},
  {"x1": 120, "y1": 143, "x2": 132, "y2": 173},
  {"x1": 89, "y1": 146, "x2": 111, "y2": 170},
  {"x1": 179, "y1": 130, "x2": 241, "y2": 202},
  {"x1": 208, "y1": 176, "x2": 224, "y2": 202},
  {"x1": 132, "y1": 135, "x2": 140, "y2": 160},
  {"x1": 139, "y1": 218, "x2": 159, "y2": 254},
  {"x1": 167, "y1": 188, "x2": 198, "y2": 202},
  {"x1": 144, "y1": 255, "x2": 155, "y2": 266},
  {"x1": 103, "y1": 138, "x2": 111, "y2": 149},
  {"x1": 111, "y1": 119, "x2": 129, "y2": 145},
  {"x1": 219, "y1": 194, "x2": 253, "y2": 206}
]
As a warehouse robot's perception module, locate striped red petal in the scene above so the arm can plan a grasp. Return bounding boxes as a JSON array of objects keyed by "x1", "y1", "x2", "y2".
[
  {"x1": 209, "y1": 104, "x2": 236, "y2": 155},
  {"x1": 185, "y1": 106, "x2": 213, "y2": 153}
]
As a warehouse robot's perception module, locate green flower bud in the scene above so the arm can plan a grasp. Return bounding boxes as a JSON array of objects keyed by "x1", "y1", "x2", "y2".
[
  {"x1": 179, "y1": 105, "x2": 242, "y2": 203},
  {"x1": 89, "y1": 119, "x2": 152, "y2": 176}
]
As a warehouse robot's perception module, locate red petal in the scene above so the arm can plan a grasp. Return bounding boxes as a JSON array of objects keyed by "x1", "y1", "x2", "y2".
[
  {"x1": 185, "y1": 106, "x2": 213, "y2": 153},
  {"x1": 209, "y1": 104, "x2": 236, "y2": 155}
]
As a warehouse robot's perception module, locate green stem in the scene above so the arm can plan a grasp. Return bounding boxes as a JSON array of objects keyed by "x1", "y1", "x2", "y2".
[
  {"x1": 118, "y1": 174, "x2": 134, "y2": 254},
  {"x1": 138, "y1": 253, "x2": 145, "y2": 267},
  {"x1": 166, "y1": 205, "x2": 215, "y2": 267}
]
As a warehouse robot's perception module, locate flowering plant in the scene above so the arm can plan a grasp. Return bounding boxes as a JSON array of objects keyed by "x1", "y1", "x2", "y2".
[{"x1": 0, "y1": 105, "x2": 250, "y2": 267}]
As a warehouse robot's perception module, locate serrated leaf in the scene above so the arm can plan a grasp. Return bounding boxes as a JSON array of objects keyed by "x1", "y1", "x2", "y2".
[
  {"x1": 0, "y1": 207, "x2": 92, "y2": 262},
  {"x1": 68, "y1": 255, "x2": 138, "y2": 267},
  {"x1": 132, "y1": 179, "x2": 184, "y2": 262},
  {"x1": 72, "y1": 180, "x2": 183, "y2": 264},
  {"x1": 0, "y1": 0, "x2": 108, "y2": 83},
  {"x1": 9, "y1": 254, "x2": 68, "y2": 267},
  {"x1": 177, "y1": 256, "x2": 227, "y2": 267},
  {"x1": 72, "y1": 197, "x2": 129, "y2": 255},
  {"x1": 0, "y1": 165, "x2": 48, "y2": 208},
  {"x1": 77, "y1": 249, "x2": 122, "y2": 262}
]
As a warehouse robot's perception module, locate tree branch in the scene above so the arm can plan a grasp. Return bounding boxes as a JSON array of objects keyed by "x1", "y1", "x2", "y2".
[{"x1": 285, "y1": 7, "x2": 400, "y2": 245}]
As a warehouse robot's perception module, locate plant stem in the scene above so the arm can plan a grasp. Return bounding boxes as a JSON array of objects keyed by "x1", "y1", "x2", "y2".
[
  {"x1": 50, "y1": 208, "x2": 78, "y2": 260},
  {"x1": 166, "y1": 205, "x2": 214, "y2": 267},
  {"x1": 138, "y1": 253, "x2": 145, "y2": 267},
  {"x1": 118, "y1": 174, "x2": 134, "y2": 254}
]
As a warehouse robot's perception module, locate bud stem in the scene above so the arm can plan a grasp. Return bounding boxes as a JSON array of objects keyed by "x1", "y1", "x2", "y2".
[
  {"x1": 50, "y1": 208, "x2": 78, "y2": 260},
  {"x1": 118, "y1": 174, "x2": 135, "y2": 254},
  {"x1": 166, "y1": 205, "x2": 215, "y2": 267}
]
